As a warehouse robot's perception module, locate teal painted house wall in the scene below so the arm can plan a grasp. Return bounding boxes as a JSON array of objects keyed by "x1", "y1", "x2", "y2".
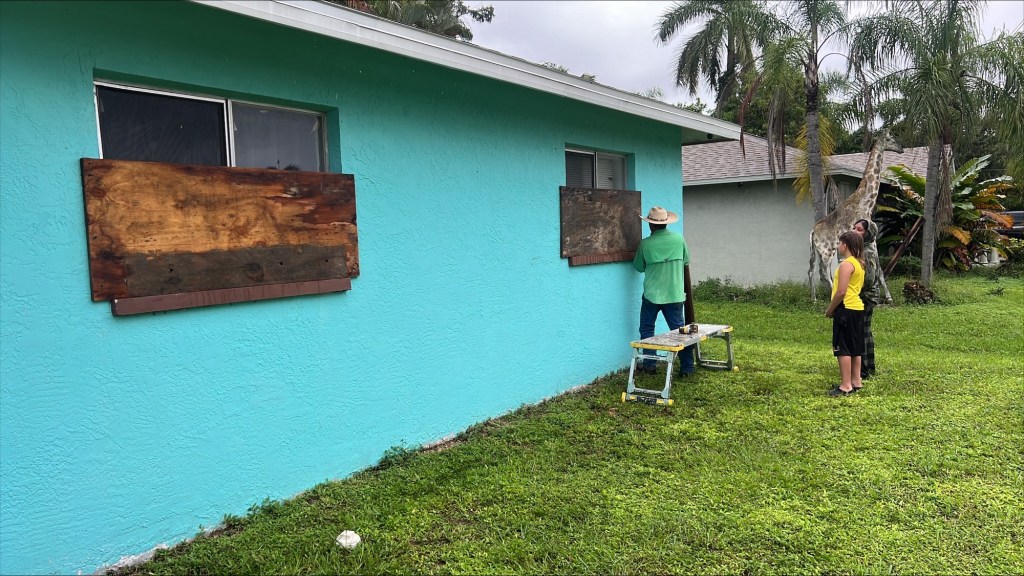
[{"x1": 0, "y1": 2, "x2": 686, "y2": 573}]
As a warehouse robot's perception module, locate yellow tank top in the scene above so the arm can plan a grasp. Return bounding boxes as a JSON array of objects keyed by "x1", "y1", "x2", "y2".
[{"x1": 831, "y1": 256, "x2": 865, "y2": 310}]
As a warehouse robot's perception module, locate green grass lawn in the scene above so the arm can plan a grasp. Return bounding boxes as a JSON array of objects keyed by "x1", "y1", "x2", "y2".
[{"x1": 123, "y1": 275, "x2": 1023, "y2": 575}]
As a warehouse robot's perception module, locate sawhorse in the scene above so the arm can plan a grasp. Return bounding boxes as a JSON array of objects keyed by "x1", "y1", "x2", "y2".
[{"x1": 622, "y1": 323, "x2": 737, "y2": 405}]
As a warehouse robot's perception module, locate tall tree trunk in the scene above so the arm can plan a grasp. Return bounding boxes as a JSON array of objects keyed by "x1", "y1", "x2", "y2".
[
  {"x1": 715, "y1": 34, "x2": 738, "y2": 117},
  {"x1": 804, "y1": 63, "x2": 825, "y2": 221},
  {"x1": 804, "y1": 20, "x2": 825, "y2": 222},
  {"x1": 855, "y1": 61, "x2": 873, "y2": 152},
  {"x1": 920, "y1": 139, "x2": 943, "y2": 286}
]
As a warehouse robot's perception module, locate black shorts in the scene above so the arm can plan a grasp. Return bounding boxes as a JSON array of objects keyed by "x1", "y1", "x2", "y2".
[{"x1": 832, "y1": 305, "x2": 865, "y2": 357}]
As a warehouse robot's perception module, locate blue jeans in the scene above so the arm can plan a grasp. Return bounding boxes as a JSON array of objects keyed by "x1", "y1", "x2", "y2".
[{"x1": 639, "y1": 297, "x2": 694, "y2": 374}]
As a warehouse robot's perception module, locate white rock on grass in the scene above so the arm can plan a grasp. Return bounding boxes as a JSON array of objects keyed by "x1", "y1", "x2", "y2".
[{"x1": 335, "y1": 530, "x2": 361, "y2": 549}]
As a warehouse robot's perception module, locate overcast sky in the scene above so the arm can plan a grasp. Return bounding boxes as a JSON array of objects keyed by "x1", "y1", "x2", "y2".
[{"x1": 468, "y1": 1, "x2": 1024, "y2": 106}]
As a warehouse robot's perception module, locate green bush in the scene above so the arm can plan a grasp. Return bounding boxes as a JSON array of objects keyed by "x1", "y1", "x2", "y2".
[
  {"x1": 694, "y1": 278, "x2": 813, "y2": 309},
  {"x1": 693, "y1": 278, "x2": 747, "y2": 302},
  {"x1": 880, "y1": 255, "x2": 922, "y2": 278},
  {"x1": 964, "y1": 265, "x2": 1007, "y2": 280},
  {"x1": 997, "y1": 238, "x2": 1024, "y2": 276}
]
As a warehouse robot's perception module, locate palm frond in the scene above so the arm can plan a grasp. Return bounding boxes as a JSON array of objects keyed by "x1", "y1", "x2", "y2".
[
  {"x1": 950, "y1": 154, "x2": 991, "y2": 190},
  {"x1": 947, "y1": 226, "x2": 971, "y2": 244},
  {"x1": 887, "y1": 164, "x2": 927, "y2": 195},
  {"x1": 792, "y1": 116, "x2": 837, "y2": 205},
  {"x1": 656, "y1": 0, "x2": 722, "y2": 44},
  {"x1": 659, "y1": 0, "x2": 771, "y2": 105}
]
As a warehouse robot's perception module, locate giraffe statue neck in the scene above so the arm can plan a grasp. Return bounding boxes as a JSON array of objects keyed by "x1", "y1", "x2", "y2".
[{"x1": 846, "y1": 129, "x2": 889, "y2": 215}]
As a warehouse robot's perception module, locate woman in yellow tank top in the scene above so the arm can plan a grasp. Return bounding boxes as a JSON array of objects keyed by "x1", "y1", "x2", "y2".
[{"x1": 825, "y1": 231, "x2": 865, "y2": 396}]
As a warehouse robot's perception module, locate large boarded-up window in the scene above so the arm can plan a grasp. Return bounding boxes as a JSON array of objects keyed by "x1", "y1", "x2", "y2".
[
  {"x1": 86, "y1": 83, "x2": 348, "y2": 316},
  {"x1": 81, "y1": 159, "x2": 357, "y2": 315}
]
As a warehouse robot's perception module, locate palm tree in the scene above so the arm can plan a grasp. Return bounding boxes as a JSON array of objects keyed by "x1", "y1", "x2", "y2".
[
  {"x1": 655, "y1": 0, "x2": 774, "y2": 117},
  {"x1": 751, "y1": 0, "x2": 849, "y2": 223},
  {"x1": 656, "y1": 1, "x2": 850, "y2": 221},
  {"x1": 849, "y1": 0, "x2": 1024, "y2": 285}
]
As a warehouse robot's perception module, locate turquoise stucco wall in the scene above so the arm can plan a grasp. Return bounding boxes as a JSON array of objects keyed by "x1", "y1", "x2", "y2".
[{"x1": 0, "y1": 2, "x2": 685, "y2": 573}]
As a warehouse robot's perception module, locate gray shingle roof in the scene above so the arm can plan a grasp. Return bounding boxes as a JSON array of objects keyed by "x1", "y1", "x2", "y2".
[
  {"x1": 683, "y1": 137, "x2": 931, "y2": 185},
  {"x1": 682, "y1": 138, "x2": 804, "y2": 184},
  {"x1": 830, "y1": 146, "x2": 931, "y2": 181}
]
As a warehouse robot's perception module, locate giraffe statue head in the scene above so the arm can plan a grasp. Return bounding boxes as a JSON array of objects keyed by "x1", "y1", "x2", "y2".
[{"x1": 856, "y1": 127, "x2": 903, "y2": 209}]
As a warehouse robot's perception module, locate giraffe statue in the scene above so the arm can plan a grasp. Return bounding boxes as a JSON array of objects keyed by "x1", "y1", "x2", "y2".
[{"x1": 808, "y1": 129, "x2": 902, "y2": 301}]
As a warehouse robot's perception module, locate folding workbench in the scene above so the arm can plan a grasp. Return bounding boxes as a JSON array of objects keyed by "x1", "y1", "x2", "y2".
[{"x1": 622, "y1": 323, "x2": 737, "y2": 405}]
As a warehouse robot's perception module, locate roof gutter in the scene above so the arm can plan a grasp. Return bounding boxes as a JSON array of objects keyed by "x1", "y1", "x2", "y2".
[
  {"x1": 684, "y1": 167, "x2": 897, "y2": 187},
  {"x1": 190, "y1": 0, "x2": 741, "y2": 141}
]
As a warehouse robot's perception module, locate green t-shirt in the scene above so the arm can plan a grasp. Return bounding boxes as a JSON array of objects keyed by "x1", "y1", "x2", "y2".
[{"x1": 632, "y1": 229, "x2": 690, "y2": 304}]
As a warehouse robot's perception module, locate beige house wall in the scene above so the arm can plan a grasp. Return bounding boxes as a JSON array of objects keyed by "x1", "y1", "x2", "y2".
[
  {"x1": 682, "y1": 179, "x2": 820, "y2": 286},
  {"x1": 681, "y1": 174, "x2": 876, "y2": 287}
]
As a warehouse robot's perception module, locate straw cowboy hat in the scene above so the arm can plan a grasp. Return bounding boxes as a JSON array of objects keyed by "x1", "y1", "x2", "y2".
[{"x1": 640, "y1": 206, "x2": 678, "y2": 224}]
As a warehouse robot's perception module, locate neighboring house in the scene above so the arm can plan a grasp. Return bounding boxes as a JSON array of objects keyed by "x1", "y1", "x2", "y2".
[
  {"x1": 0, "y1": 1, "x2": 742, "y2": 573},
  {"x1": 681, "y1": 138, "x2": 928, "y2": 285}
]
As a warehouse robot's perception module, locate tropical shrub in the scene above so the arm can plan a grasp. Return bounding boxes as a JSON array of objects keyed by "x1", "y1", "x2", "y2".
[
  {"x1": 998, "y1": 237, "x2": 1024, "y2": 276},
  {"x1": 875, "y1": 170, "x2": 925, "y2": 257},
  {"x1": 877, "y1": 156, "x2": 1015, "y2": 272}
]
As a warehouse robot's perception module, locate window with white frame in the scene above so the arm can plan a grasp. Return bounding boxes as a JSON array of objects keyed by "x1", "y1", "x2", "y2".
[
  {"x1": 565, "y1": 148, "x2": 627, "y2": 189},
  {"x1": 94, "y1": 82, "x2": 326, "y2": 172}
]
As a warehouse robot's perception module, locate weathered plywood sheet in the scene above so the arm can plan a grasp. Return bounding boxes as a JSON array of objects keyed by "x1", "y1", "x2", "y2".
[
  {"x1": 559, "y1": 187, "x2": 641, "y2": 265},
  {"x1": 110, "y1": 278, "x2": 352, "y2": 316},
  {"x1": 125, "y1": 245, "x2": 346, "y2": 296},
  {"x1": 81, "y1": 158, "x2": 358, "y2": 302}
]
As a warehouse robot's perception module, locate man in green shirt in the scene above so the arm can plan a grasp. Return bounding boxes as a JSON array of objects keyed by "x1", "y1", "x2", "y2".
[{"x1": 633, "y1": 206, "x2": 695, "y2": 375}]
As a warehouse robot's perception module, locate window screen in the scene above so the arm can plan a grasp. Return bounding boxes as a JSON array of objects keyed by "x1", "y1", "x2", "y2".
[
  {"x1": 96, "y1": 85, "x2": 227, "y2": 166},
  {"x1": 566, "y1": 149, "x2": 626, "y2": 189},
  {"x1": 565, "y1": 151, "x2": 594, "y2": 187},
  {"x1": 232, "y1": 103, "x2": 324, "y2": 171},
  {"x1": 96, "y1": 83, "x2": 327, "y2": 172},
  {"x1": 596, "y1": 153, "x2": 625, "y2": 189}
]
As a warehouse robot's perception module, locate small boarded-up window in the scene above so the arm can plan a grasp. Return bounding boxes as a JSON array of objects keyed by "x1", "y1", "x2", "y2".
[
  {"x1": 80, "y1": 158, "x2": 358, "y2": 316},
  {"x1": 559, "y1": 187, "x2": 641, "y2": 266}
]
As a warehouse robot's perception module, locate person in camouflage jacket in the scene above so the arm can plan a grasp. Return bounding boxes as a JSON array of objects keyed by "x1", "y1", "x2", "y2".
[{"x1": 854, "y1": 219, "x2": 882, "y2": 379}]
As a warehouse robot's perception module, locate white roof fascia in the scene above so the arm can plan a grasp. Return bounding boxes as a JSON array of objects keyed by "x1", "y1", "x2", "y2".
[
  {"x1": 190, "y1": 0, "x2": 742, "y2": 141},
  {"x1": 828, "y1": 168, "x2": 866, "y2": 179},
  {"x1": 684, "y1": 167, "x2": 871, "y2": 187},
  {"x1": 684, "y1": 173, "x2": 799, "y2": 187}
]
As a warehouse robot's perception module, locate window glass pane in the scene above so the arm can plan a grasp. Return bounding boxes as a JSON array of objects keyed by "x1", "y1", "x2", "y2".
[
  {"x1": 595, "y1": 153, "x2": 625, "y2": 189},
  {"x1": 565, "y1": 151, "x2": 594, "y2": 187},
  {"x1": 97, "y1": 85, "x2": 226, "y2": 166},
  {"x1": 232, "y1": 103, "x2": 324, "y2": 172}
]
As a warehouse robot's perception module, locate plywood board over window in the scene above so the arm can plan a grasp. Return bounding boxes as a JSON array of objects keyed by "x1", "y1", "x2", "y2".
[
  {"x1": 81, "y1": 158, "x2": 358, "y2": 315},
  {"x1": 559, "y1": 187, "x2": 641, "y2": 266}
]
